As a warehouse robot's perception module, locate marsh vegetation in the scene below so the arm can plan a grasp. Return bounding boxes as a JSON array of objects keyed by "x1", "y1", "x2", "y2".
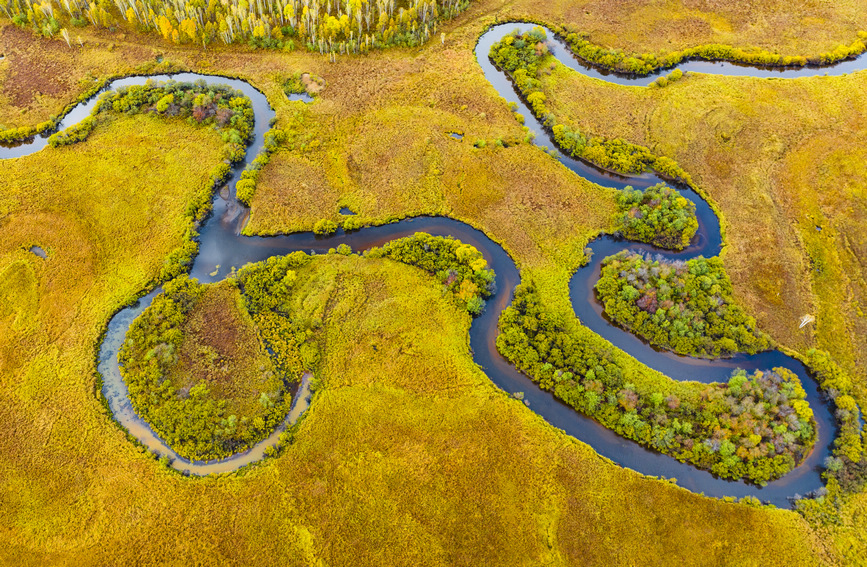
[{"x1": 2, "y1": 0, "x2": 867, "y2": 562}]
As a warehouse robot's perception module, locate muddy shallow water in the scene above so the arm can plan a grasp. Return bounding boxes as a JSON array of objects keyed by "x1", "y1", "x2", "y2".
[{"x1": 3, "y1": 27, "x2": 862, "y2": 504}]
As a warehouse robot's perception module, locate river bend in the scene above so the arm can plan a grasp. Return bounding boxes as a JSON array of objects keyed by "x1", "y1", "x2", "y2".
[{"x1": 3, "y1": 26, "x2": 863, "y2": 505}]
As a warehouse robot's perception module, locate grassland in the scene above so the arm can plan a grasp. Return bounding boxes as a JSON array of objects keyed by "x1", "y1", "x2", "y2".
[
  {"x1": 1, "y1": 0, "x2": 867, "y2": 563},
  {"x1": 0, "y1": 201, "x2": 833, "y2": 563},
  {"x1": 500, "y1": 0, "x2": 867, "y2": 64}
]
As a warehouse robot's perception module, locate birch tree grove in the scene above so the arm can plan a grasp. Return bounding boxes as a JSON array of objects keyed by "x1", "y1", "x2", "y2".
[{"x1": 0, "y1": 0, "x2": 471, "y2": 52}]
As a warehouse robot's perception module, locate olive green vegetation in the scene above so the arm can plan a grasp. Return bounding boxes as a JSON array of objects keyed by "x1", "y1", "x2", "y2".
[
  {"x1": 616, "y1": 184, "x2": 698, "y2": 250},
  {"x1": 498, "y1": 283, "x2": 814, "y2": 484},
  {"x1": 366, "y1": 232, "x2": 495, "y2": 315},
  {"x1": 799, "y1": 350, "x2": 865, "y2": 494},
  {"x1": 2, "y1": 1, "x2": 867, "y2": 561},
  {"x1": 596, "y1": 252, "x2": 771, "y2": 358},
  {"x1": 118, "y1": 276, "x2": 299, "y2": 461},
  {"x1": 245, "y1": 50, "x2": 618, "y2": 272}
]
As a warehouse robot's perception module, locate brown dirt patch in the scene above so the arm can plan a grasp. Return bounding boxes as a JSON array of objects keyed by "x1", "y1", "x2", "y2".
[
  {"x1": 175, "y1": 283, "x2": 252, "y2": 389},
  {"x1": 300, "y1": 72, "x2": 325, "y2": 95},
  {"x1": 0, "y1": 25, "x2": 73, "y2": 107}
]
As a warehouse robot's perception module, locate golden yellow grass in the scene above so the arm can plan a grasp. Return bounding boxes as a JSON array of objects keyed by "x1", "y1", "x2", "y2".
[
  {"x1": 0, "y1": 112, "x2": 830, "y2": 565},
  {"x1": 0, "y1": 3, "x2": 865, "y2": 563},
  {"x1": 499, "y1": 0, "x2": 867, "y2": 59},
  {"x1": 0, "y1": 227, "x2": 832, "y2": 564}
]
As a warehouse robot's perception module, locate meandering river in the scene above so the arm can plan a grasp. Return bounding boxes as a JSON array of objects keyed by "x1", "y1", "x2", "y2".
[{"x1": 3, "y1": 26, "x2": 864, "y2": 505}]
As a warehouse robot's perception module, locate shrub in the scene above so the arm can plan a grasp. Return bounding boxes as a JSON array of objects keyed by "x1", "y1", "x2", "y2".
[
  {"x1": 801, "y1": 349, "x2": 867, "y2": 495},
  {"x1": 313, "y1": 219, "x2": 338, "y2": 235},
  {"x1": 235, "y1": 179, "x2": 257, "y2": 204},
  {"x1": 155, "y1": 93, "x2": 175, "y2": 113},
  {"x1": 343, "y1": 216, "x2": 364, "y2": 231},
  {"x1": 48, "y1": 116, "x2": 96, "y2": 147},
  {"x1": 616, "y1": 184, "x2": 698, "y2": 249},
  {"x1": 595, "y1": 252, "x2": 771, "y2": 357}
]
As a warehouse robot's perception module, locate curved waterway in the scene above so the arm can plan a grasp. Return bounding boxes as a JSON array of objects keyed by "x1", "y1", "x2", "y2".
[
  {"x1": 1, "y1": 28, "x2": 858, "y2": 502},
  {"x1": 480, "y1": 22, "x2": 867, "y2": 88}
]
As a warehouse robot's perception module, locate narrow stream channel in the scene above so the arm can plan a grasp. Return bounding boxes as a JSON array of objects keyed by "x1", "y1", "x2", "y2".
[{"x1": 2, "y1": 27, "x2": 863, "y2": 504}]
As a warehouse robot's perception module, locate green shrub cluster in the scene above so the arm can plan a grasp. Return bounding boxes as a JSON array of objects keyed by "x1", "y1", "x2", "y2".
[
  {"x1": 0, "y1": 118, "x2": 57, "y2": 144},
  {"x1": 46, "y1": 116, "x2": 96, "y2": 147},
  {"x1": 282, "y1": 72, "x2": 307, "y2": 96},
  {"x1": 801, "y1": 350, "x2": 866, "y2": 492},
  {"x1": 235, "y1": 251, "x2": 312, "y2": 313},
  {"x1": 366, "y1": 233, "x2": 495, "y2": 315},
  {"x1": 554, "y1": 25, "x2": 867, "y2": 75},
  {"x1": 596, "y1": 252, "x2": 771, "y2": 357},
  {"x1": 159, "y1": 228, "x2": 200, "y2": 281},
  {"x1": 497, "y1": 283, "x2": 816, "y2": 483},
  {"x1": 651, "y1": 68, "x2": 683, "y2": 88},
  {"x1": 490, "y1": 29, "x2": 694, "y2": 179},
  {"x1": 236, "y1": 128, "x2": 285, "y2": 205},
  {"x1": 120, "y1": 252, "x2": 319, "y2": 461},
  {"x1": 236, "y1": 252, "x2": 322, "y2": 376},
  {"x1": 312, "y1": 218, "x2": 338, "y2": 235},
  {"x1": 616, "y1": 184, "x2": 698, "y2": 250},
  {"x1": 48, "y1": 80, "x2": 254, "y2": 158},
  {"x1": 342, "y1": 215, "x2": 365, "y2": 231}
]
